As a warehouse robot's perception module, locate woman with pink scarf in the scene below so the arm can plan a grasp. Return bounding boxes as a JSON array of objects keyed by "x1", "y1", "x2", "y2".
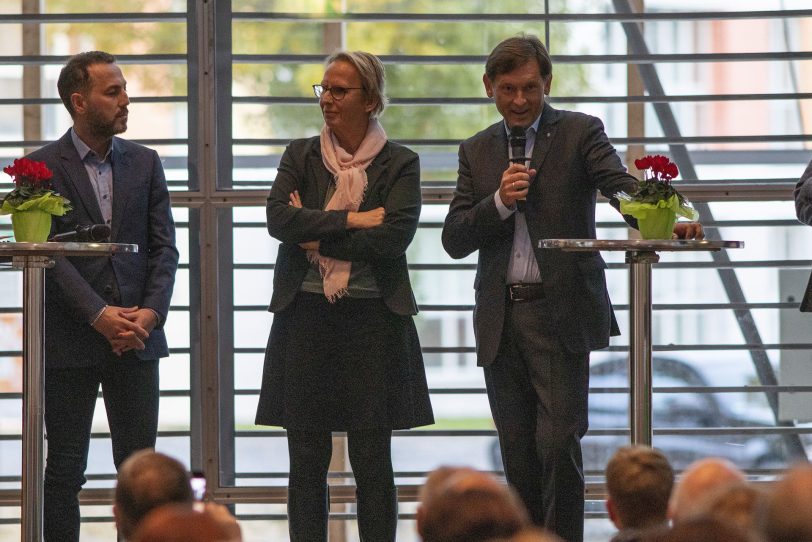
[{"x1": 255, "y1": 51, "x2": 434, "y2": 541}]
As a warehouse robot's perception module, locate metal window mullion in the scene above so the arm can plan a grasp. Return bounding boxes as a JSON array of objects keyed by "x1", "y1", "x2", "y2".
[
  {"x1": 232, "y1": 10, "x2": 812, "y2": 23},
  {"x1": 232, "y1": 93, "x2": 812, "y2": 105},
  {"x1": 0, "y1": 12, "x2": 187, "y2": 24},
  {"x1": 0, "y1": 54, "x2": 188, "y2": 65},
  {"x1": 231, "y1": 52, "x2": 812, "y2": 64}
]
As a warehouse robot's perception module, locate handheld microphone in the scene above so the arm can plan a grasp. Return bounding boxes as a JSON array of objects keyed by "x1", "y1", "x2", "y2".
[
  {"x1": 49, "y1": 224, "x2": 111, "y2": 243},
  {"x1": 509, "y1": 125, "x2": 529, "y2": 212},
  {"x1": 509, "y1": 125, "x2": 528, "y2": 164}
]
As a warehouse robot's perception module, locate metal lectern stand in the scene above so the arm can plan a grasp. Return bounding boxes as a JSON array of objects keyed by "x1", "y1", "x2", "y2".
[
  {"x1": 0, "y1": 241, "x2": 137, "y2": 542},
  {"x1": 539, "y1": 239, "x2": 743, "y2": 447}
]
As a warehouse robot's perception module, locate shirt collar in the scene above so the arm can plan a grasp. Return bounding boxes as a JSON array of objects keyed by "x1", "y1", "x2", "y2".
[
  {"x1": 502, "y1": 113, "x2": 542, "y2": 138},
  {"x1": 70, "y1": 128, "x2": 114, "y2": 162}
]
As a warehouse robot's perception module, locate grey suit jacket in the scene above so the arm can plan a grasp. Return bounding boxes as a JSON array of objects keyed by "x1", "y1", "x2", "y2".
[
  {"x1": 266, "y1": 136, "x2": 421, "y2": 316},
  {"x1": 442, "y1": 104, "x2": 638, "y2": 365},
  {"x1": 794, "y1": 159, "x2": 812, "y2": 311},
  {"x1": 28, "y1": 129, "x2": 179, "y2": 368},
  {"x1": 794, "y1": 158, "x2": 812, "y2": 226}
]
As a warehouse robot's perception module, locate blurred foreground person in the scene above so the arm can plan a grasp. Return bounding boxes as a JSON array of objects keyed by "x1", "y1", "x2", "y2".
[
  {"x1": 641, "y1": 516, "x2": 753, "y2": 542},
  {"x1": 605, "y1": 446, "x2": 673, "y2": 542},
  {"x1": 690, "y1": 482, "x2": 766, "y2": 535},
  {"x1": 417, "y1": 467, "x2": 529, "y2": 542},
  {"x1": 254, "y1": 50, "x2": 433, "y2": 541},
  {"x1": 114, "y1": 451, "x2": 193, "y2": 540},
  {"x1": 114, "y1": 450, "x2": 241, "y2": 541},
  {"x1": 668, "y1": 457, "x2": 745, "y2": 522},
  {"x1": 764, "y1": 462, "x2": 812, "y2": 542},
  {"x1": 130, "y1": 504, "x2": 241, "y2": 542},
  {"x1": 486, "y1": 527, "x2": 562, "y2": 541}
]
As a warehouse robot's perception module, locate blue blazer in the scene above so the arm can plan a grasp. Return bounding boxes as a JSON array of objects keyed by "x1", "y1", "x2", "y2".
[
  {"x1": 443, "y1": 104, "x2": 638, "y2": 365},
  {"x1": 28, "y1": 129, "x2": 179, "y2": 368}
]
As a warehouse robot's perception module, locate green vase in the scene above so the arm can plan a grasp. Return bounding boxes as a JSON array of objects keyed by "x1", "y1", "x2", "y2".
[
  {"x1": 11, "y1": 209, "x2": 52, "y2": 242},
  {"x1": 636, "y1": 208, "x2": 677, "y2": 240}
]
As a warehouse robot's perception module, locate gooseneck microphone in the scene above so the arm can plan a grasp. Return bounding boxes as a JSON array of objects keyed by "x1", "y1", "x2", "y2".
[
  {"x1": 509, "y1": 125, "x2": 529, "y2": 212},
  {"x1": 49, "y1": 224, "x2": 111, "y2": 242}
]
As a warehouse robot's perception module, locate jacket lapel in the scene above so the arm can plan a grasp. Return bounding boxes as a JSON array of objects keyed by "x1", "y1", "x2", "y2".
[
  {"x1": 361, "y1": 142, "x2": 391, "y2": 210},
  {"x1": 110, "y1": 138, "x2": 130, "y2": 240},
  {"x1": 57, "y1": 131, "x2": 104, "y2": 225},
  {"x1": 309, "y1": 145, "x2": 334, "y2": 209},
  {"x1": 526, "y1": 105, "x2": 560, "y2": 246},
  {"x1": 529, "y1": 103, "x2": 560, "y2": 177},
  {"x1": 490, "y1": 123, "x2": 510, "y2": 193}
]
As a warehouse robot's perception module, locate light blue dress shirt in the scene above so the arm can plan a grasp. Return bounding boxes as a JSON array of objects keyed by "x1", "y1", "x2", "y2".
[
  {"x1": 71, "y1": 128, "x2": 114, "y2": 226},
  {"x1": 493, "y1": 115, "x2": 543, "y2": 284}
]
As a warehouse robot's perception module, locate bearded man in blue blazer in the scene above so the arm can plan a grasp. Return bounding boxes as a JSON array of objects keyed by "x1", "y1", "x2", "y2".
[
  {"x1": 27, "y1": 51, "x2": 178, "y2": 542},
  {"x1": 442, "y1": 35, "x2": 702, "y2": 542}
]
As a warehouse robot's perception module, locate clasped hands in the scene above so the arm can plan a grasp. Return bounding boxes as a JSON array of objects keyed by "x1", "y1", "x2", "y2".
[
  {"x1": 92, "y1": 306, "x2": 157, "y2": 356},
  {"x1": 288, "y1": 190, "x2": 385, "y2": 252}
]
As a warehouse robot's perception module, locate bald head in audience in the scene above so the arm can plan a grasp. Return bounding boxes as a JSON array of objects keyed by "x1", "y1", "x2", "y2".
[
  {"x1": 691, "y1": 482, "x2": 765, "y2": 534},
  {"x1": 642, "y1": 516, "x2": 752, "y2": 542},
  {"x1": 605, "y1": 446, "x2": 674, "y2": 532},
  {"x1": 417, "y1": 466, "x2": 529, "y2": 542},
  {"x1": 485, "y1": 527, "x2": 563, "y2": 541},
  {"x1": 130, "y1": 504, "x2": 236, "y2": 542},
  {"x1": 764, "y1": 462, "x2": 812, "y2": 542},
  {"x1": 668, "y1": 457, "x2": 745, "y2": 522},
  {"x1": 114, "y1": 450, "x2": 193, "y2": 540}
]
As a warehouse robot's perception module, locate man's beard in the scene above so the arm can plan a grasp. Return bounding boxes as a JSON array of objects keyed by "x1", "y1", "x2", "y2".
[{"x1": 86, "y1": 108, "x2": 127, "y2": 140}]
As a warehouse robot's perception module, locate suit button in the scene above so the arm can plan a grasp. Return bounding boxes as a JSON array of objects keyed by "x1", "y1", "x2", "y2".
[{"x1": 104, "y1": 285, "x2": 113, "y2": 294}]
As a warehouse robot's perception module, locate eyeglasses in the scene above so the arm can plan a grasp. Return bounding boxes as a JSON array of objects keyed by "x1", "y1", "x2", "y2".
[{"x1": 312, "y1": 85, "x2": 363, "y2": 101}]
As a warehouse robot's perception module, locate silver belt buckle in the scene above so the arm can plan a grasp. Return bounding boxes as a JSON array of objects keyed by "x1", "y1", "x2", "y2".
[{"x1": 509, "y1": 285, "x2": 524, "y2": 301}]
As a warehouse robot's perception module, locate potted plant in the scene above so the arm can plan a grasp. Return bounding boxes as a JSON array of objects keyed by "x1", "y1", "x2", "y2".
[
  {"x1": 617, "y1": 154, "x2": 698, "y2": 239},
  {"x1": 1, "y1": 158, "x2": 72, "y2": 242}
]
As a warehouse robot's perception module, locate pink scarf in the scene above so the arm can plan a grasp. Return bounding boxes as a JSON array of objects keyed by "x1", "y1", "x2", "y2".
[{"x1": 310, "y1": 118, "x2": 387, "y2": 302}]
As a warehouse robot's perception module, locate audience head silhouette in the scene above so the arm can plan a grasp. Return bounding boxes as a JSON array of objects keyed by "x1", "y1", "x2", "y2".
[
  {"x1": 764, "y1": 462, "x2": 812, "y2": 542},
  {"x1": 690, "y1": 481, "x2": 765, "y2": 534},
  {"x1": 114, "y1": 450, "x2": 193, "y2": 540},
  {"x1": 417, "y1": 466, "x2": 529, "y2": 542},
  {"x1": 668, "y1": 457, "x2": 745, "y2": 522},
  {"x1": 605, "y1": 445, "x2": 674, "y2": 532},
  {"x1": 130, "y1": 504, "x2": 234, "y2": 542},
  {"x1": 641, "y1": 516, "x2": 752, "y2": 542}
]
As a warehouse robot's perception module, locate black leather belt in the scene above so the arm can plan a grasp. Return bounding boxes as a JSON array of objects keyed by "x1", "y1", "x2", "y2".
[{"x1": 507, "y1": 283, "x2": 545, "y2": 302}]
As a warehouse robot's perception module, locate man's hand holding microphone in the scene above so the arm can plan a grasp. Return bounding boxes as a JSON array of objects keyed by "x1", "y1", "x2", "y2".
[{"x1": 498, "y1": 125, "x2": 535, "y2": 211}]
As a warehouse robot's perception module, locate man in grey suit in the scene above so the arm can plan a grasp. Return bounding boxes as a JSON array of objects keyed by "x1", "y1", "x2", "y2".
[
  {"x1": 442, "y1": 35, "x2": 701, "y2": 541},
  {"x1": 794, "y1": 159, "x2": 812, "y2": 226},
  {"x1": 27, "y1": 51, "x2": 178, "y2": 541}
]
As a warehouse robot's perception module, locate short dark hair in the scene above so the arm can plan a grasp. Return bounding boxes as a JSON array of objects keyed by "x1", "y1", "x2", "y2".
[
  {"x1": 114, "y1": 451, "x2": 194, "y2": 539},
  {"x1": 57, "y1": 51, "x2": 116, "y2": 117},
  {"x1": 485, "y1": 34, "x2": 552, "y2": 81},
  {"x1": 606, "y1": 446, "x2": 674, "y2": 529}
]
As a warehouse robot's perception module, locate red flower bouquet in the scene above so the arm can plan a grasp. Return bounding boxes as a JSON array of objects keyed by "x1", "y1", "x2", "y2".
[
  {"x1": 617, "y1": 154, "x2": 698, "y2": 239},
  {"x1": 1, "y1": 158, "x2": 72, "y2": 241}
]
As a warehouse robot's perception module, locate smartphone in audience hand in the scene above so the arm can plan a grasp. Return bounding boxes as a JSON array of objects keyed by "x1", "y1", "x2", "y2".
[{"x1": 191, "y1": 471, "x2": 207, "y2": 511}]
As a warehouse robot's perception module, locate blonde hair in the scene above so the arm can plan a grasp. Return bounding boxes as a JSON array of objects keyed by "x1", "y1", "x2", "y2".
[{"x1": 325, "y1": 50, "x2": 388, "y2": 117}]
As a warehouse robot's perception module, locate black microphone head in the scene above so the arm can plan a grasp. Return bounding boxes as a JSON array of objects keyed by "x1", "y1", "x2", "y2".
[
  {"x1": 50, "y1": 223, "x2": 111, "y2": 242},
  {"x1": 509, "y1": 125, "x2": 527, "y2": 163},
  {"x1": 509, "y1": 125, "x2": 527, "y2": 140},
  {"x1": 85, "y1": 224, "x2": 111, "y2": 242}
]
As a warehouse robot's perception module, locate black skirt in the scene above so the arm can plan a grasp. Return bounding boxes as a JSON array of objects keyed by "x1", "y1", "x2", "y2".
[{"x1": 255, "y1": 292, "x2": 435, "y2": 431}]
